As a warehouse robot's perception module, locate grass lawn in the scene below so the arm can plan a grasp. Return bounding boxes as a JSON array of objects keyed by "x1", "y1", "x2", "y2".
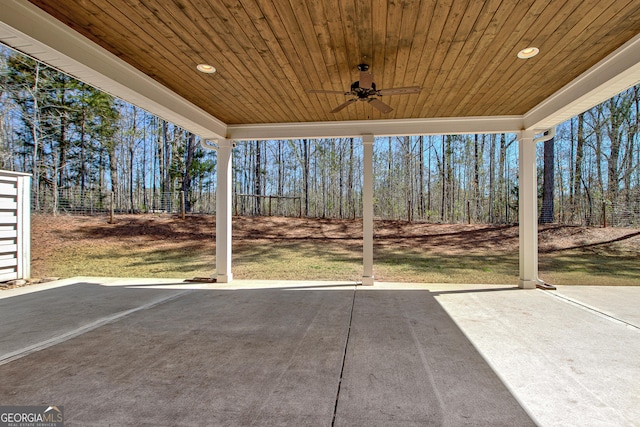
[{"x1": 31, "y1": 214, "x2": 640, "y2": 286}]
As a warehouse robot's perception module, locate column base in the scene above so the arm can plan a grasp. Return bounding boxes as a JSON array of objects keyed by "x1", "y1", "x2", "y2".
[
  {"x1": 518, "y1": 279, "x2": 538, "y2": 289},
  {"x1": 361, "y1": 276, "x2": 375, "y2": 286},
  {"x1": 216, "y1": 273, "x2": 233, "y2": 283}
]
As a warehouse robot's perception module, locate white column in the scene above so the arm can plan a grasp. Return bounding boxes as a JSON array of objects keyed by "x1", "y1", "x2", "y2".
[
  {"x1": 518, "y1": 130, "x2": 538, "y2": 289},
  {"x1": 216, "y1": 139, "x2": 233, "y2": 283},
  {"x1": 362, "y1": 135, "x2": 374, "y2": 285}
]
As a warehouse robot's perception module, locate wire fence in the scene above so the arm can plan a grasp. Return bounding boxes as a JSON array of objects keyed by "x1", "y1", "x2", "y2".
[
  {"x1": 31, "y1": 187, "x2": 640, "y2": 228},
  {"x1": 32, "y1": 188, "x2": 215, "y2": 216},
  {"x1": 540, "y1": 195, "x2": 640, "y2": 228},
  {"x1": 30, "y1": 188, "x2": 304, "y2": 218}
]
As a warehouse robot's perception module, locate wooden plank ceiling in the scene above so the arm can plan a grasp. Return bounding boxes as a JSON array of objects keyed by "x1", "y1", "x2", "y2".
[{"x1": 27, "y1": 0, "x2": 640, "y2": 125}]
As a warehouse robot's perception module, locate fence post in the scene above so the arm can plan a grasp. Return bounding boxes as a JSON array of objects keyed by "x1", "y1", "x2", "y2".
[
  {"x1": 180, "y1": 191, "x2": 186, "y2": 220},
  {"x1": 268, "y1": 196, "x2": 272, "y2": 216},
  {"x1": 467, "y1": 201, "x2": 471, "y2": 224},
  {"x1": 602, "y1": 202, "x2": 607, "y2": 228},
  {"x1": 109, "y1": 191, "x2": 115, "y2": 224}
]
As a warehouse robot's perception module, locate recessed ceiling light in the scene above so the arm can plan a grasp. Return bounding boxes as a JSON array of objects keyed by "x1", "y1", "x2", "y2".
[
  {"x1": 517, "y1": 47, "x2": 539, "y2": 59},
  {"x1": 197, "y1": 64, "x2": 216, "y2": 74}
]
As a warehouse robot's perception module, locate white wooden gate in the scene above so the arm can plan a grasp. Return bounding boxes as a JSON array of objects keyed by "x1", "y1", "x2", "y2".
[{"x1": 0, "y1": 171, "x2": 30, "y2": 282}]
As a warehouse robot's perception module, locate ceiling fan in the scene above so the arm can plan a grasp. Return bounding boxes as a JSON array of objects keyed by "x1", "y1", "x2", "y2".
[{"x1": 309, "y1": 64, "x2": 421, "y2": 114}]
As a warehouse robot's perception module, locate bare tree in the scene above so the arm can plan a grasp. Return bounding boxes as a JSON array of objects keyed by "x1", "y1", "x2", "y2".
[{"x1": 540, "y1": 133, "x2": 555, "y2": 223}]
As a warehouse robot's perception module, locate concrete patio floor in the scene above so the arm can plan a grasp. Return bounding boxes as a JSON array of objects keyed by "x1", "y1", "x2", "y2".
[{"x1": 0, "y1": 278, "x2": 638, "y2": 426}]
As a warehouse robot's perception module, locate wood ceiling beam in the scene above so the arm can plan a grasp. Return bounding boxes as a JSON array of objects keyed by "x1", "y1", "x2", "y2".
[{"x1": 226, "y1": 116, "x2": 524, "y2": 140}]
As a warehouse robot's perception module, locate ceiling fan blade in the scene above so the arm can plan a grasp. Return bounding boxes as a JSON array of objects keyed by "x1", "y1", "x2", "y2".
[
  {"x1": 309, "y1": 89, "x2": 350, "y2": 95},
  {"x1": 359, "y1": 70, "x2": 374, "y2": 89},
  {"x1": 330, "y1": 98, "x2": 357, "y2": 113},
  {"x1": 377, "y1": 86, "x2": 422, "y2": 96},
  {"x1": 368, "y1": 98, "x2": 393, "y2": 114}
]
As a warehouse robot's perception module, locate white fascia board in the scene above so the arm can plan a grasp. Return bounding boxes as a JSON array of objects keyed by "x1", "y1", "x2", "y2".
[
  {"x1": 524, "y1": 32, "x2": 640, "y2": 131},
  {"x1": 227, "y1": 115, "x2": 524, "y2": 141},
  {"x1": 0, "y1": 0, "x2": 227, "y2": 140}
]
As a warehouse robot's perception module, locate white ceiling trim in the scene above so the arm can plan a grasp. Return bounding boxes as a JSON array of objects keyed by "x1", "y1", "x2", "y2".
[
  {"x1": 226, "y1": 116, "x2": 524, "y2": 140},
  {"x1": 0, "y1": 0, "x2": 227, "y2": 140},
  {"x1": 524, "y1": 32, "x2": 640, "y2": 131}
]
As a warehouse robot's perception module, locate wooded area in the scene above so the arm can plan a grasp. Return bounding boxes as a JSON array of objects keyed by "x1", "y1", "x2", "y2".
[{"x1": 0, "y1": 47, "x2": 638, "y2": 226}]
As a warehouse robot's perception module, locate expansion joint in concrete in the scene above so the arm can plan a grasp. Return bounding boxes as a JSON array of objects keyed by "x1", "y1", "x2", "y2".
[{"x1": 331, "y1": 286, "x2": 357, "y2": 426}]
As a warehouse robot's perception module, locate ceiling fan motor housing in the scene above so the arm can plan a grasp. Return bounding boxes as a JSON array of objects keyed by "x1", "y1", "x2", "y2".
[{"x1": 351, "y1": 80, "x2": 377, "y2": 98}]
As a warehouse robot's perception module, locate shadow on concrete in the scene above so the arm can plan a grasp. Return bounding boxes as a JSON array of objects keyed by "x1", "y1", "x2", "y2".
[{"x1": 0, "y1": 281, "x2": 534, "y2": 426}]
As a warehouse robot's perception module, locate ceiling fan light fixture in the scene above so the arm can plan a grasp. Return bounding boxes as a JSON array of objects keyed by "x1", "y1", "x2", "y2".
[
  {"x1": 517, "y1": 47, "x2": 539, "y2": 59},
  {"x1": 197, "y1": 63, "x2": 216, "y2": 74}
]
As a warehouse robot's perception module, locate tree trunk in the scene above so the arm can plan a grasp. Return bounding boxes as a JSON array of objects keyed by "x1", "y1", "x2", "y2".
[
  {"x1": 181, "y1": 132, "x2": 196, "y2": 213},
  {"x1": 277, "y1": 140, "x2": 283, "y2": 197},
  {"x1": 129, "y1": 107, "x2": 136, "y2": 213},
  {"x1": 474, "y1": 134, "x2": 480, "y2": 222},
  {"x1": 540, "y1": 134, "x2": 555, "y2": 223},
  {"x1": 440, "y1": 136, "x2": 446, "y2": 222},
  {"x1": 427, "y1": 138, "x2": 432, "y2": 217},
  {"x1": 403, "y1": 136, "x2": 412, "y2": 222},
  {"x1": 607, "y1": 99, "x2": 622, "y2": 205},
  {"x1": 57, "y1": 117, "x2": 67, "y2": 192},
  {"x1": 302, "y1": 139, "x2": 310, "y2": 216},
  {"x1": 593, "y1": 108, "x2": 605, "y2": 196},
  {"x1": 347, "y1": 138, "x2": 354, "y2": 218},
  {"x1": 253, "y1": 140, "x2": 262, "y2": 216},
  {"x1": 129, "y1": 145, "x2": 135, "y2": 213},
  {"x1": 488, "y1": 134, "x2": 496, "y2": 223},
  {"x1": 497, "y1": 134, "x2": 507, "y2": 223},
  {"x1": 80, "y1": 109, "x2": 87, "y2": 208},
  {"x1": 446, "y1": 135, "x2": 453, "y2": 222},
  {"x1": 151, "y1": 117, "x2": 157, "y2": 211},
  {"x1": 164, "y1": 121, "x2": 173, "y2": 211},
  {"x1": 108, "y1": 143, "x2": 118, "y2": 200},
  {"x1": 387, "y1": 136, "x2": 393, "y2": 219},
  {"x1": 142, "y1": 119, "x2": 148, "y2": 210},
  {"x1": 573, "y1": 113, "x2": 585, "y2": 219},
  {"x1": 418, "y1": 135, "x2": 425, "y2": 220},
  {"x1": 157, "y1": 120, "x2": 165, "y2": 209},
  {"x1": 30, "y1": 62, "x2": 41, "y2": 210},
  {"x1": 628, "y1": 87, "x2": 640, "y2": 205}
]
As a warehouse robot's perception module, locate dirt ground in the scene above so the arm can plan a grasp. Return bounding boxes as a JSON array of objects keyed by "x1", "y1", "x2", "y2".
[{"x1": 28, "y1": 213, "x2": 640, "y2": 284}]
